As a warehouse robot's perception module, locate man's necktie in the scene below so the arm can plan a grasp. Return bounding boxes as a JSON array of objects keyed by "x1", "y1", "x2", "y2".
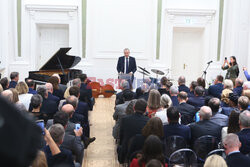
[{"x1": 126, "y1": 58, "x2": 129, "y2": 74}]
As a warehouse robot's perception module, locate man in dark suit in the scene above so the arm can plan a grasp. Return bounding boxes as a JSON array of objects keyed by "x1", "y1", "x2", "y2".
[
  {"x1": 178, "y1": 76, "x2": 190, "y2": 94},
  {"x1": 187, "y1": 86, "x2": 205, "y2": 110},
  {"x1": 116, "y1": 48, "x2": 137, "y2": 84},
  {"x1": 79, "y1": 74, "x2": 93, "y2": 110},
  {"x1": 9, "y1": 72, "x2": 19, "y2": 88},
  {"x1": 170, "y1": 85, "x2": 179, "y2": 106},
  {"x1": 26, "y1": 79, "x2": 37, "y2": 94},
  {"x1": 163, "y1": 106, "x2": 191, "y2": 144},
  {"x1": 237, "y1": 110, "x2": 250, "y2": 154},
  {"x1": 45, "y1": 83, "x2": 60, "y2": 105},
  {"x1": 116, "y1": 80, "x2": 135, "y2": 105},
  {"x1": 208, "y1": 98, "x2": 228, "y2": 127},
  {"x1": 177, "y1": 91, "x2": 196, "y2": 125},
  {"x1": 223, "y1": 133, "x2": 250, "y2": 167},
  {"x1": 118, "y1": 99, "x2": 149, "y2": 163},
  {"x1": 233, "y1": 78, "x2": 243, "y2": 96},
  {"x1": 208, "y1": 75, "x2": 224, "y2": 98},
  {"x1": 37, "y1": 86, "x2": 58, "y2": 119},
  {"x1": 137, "y1": 83, "x2": 150, "y2": 101},
  {"x1": 189, "y1": 106, "x2": 222, "y2": 144}
]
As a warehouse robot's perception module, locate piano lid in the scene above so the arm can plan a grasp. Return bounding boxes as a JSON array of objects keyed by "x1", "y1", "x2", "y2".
[{"x1": 40, "y1": 47, "x2": 81, "y2": 70}]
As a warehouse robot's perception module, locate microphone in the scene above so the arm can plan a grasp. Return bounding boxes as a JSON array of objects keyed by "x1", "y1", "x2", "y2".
[{"x1": 207, "y1": 60, "x2": 213, "y2": 64}]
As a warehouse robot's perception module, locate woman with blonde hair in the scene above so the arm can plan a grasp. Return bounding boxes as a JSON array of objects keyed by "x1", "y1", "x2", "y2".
[
  {"x1": 31, "y1": 151, "x2": 48, "y2": 167},
  {"x1": 204, "y1": 154, "x2": 227, "y2": 167},
  {"x1": 9, "y1": 88, "x2": 27, "y2": 112},
  {"x1": 221, "y1": 79, "x2": 234, "y2": 107},
  {"x1": 147, "y1": 89, "x2": 161, "y2": 118},
  {"x1": 16, "y1": 81, "x2": 32, "y2": 110},
  {"x1": 155, "y1": 94, "x2": 173, "y2": 125}
]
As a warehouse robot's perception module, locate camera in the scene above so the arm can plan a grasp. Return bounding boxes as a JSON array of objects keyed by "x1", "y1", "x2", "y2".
[{"x1": 225, "y1": 57, "x2": 227, "y2": 60}]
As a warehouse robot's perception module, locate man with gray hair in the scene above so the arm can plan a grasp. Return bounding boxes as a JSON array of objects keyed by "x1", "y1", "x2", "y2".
[
  {"x1": 237, "y1": 110, "x2": 250, "y2": 154},
  {"x1": 170, "y1": 85, "x2": 179, "y2": 106},
  {"x1": 187, "y1": 86, "x2": 205, "y2": 110},
  {"x1": 37, "y1": 85, "x2": 58, "y2": 119},
  {"x1": 238, "y1": 96, "x2": 249, "y2": 111},
  {"x1": 1, "y1": 90, "x2": 13, "y2": 102},
  {"x1": 223, "y1": 133, "x2": 250, "y2": 167},
  {"x1": 189, "y1": 106, "x2": 222, "y2": 143},
  {"x1": 178, "y1": 76, "x2": 190, "y2": 94},
  {"x1": 136, "y1": 83, "x2": 150, "y2": 101},
  {"x1": 243, "y1": 81, "x2": 250, "y2": 90},
  {"x1": 233, "y1": 78, "x2": 243, "y2": 96},
  {"x1": 116, "y1": 80, "x2": 134, "y2": 105}
]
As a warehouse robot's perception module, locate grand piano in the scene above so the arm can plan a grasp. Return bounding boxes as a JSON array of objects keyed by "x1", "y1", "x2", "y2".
[{"x1": 28, "y1": 47, "x2": 82, "y2": 85}]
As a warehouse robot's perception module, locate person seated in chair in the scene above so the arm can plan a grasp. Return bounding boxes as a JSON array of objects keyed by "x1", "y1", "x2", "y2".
[
  {"x1": 45, "y1": 83, "x2": 60, "y2": 105},
  {"x1": 9, "y1": 72, "x2": 19, "y2": 88},
  {"x1": 233, "y1": 78, "x2": 243, "y2": 97},
  {"x1": 208, "y1": 75, "x2": 224, "y2": 98},
  {"x1": 178, "y1": 76, "x2": 190, "y2": 94},
  {"x1": 170, "y1": 85, "x2": 179, "y2": 107},
  {"x1": 237, "y1": 110, "x2": 250, "y2": 154},
  {"x1": 187, "y1": 86, "x2": 205, "y2": 111},
  {"x1": 26, "y1": 79, "x2": 37, "y2": 95}
]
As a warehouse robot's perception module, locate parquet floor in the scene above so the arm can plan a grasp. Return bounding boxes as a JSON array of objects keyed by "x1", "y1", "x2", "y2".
[{"x1": 82, "y1": 96, "x2": 122, "y2": 167}]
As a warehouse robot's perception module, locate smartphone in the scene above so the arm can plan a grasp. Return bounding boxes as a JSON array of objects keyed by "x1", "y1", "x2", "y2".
[
  {"x1": 36, "y1": 120, "x2": 45, "y2": 135},
  {"x1": 75, "y1": 123, "x2": 81, "y2": 130},
  {"x1": 225, "y1": 57, "x2": 227, "y2": 60}
]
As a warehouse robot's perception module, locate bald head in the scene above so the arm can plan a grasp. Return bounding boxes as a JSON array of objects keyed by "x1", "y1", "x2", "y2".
[
  {"x1": 199, "y1": 106, "x2": 212, "y2": 120},
  {"x1": 1, "y1": 90, "x2": 13, "y2": 102},
  {"x1": 45, "y1": 83, "x2": 53, "y2": 93},
  {"x1": 61, "y1": 104, "x2": 75, "y2": 118}
]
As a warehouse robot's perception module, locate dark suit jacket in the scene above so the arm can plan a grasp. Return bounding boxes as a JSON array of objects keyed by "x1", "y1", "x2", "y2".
[
  {"x1": 9, "y1": 81, "x2": 17, "y2": 88},
  {"x1": 208, "y1": 83, "x2": 224, "y2": 98},
  {"x1": 79, "y1": 83, "x2": 93, "y2": 110},
  {"x1": 189, "y1": 120, "x2": 222, "y2": 144},
  {"x1": 187, "y1": 96, "x2": 205, "y2": 110},
  {"x1": 164, "y1": 123, "x2": 191, "y2": 144},
  {"x1": 119, "y1": 112, "x2": 149, "y2": 163},
  {"x1": 226, "y1": 152, "x2": 250, "y2": 167},
  {"x1": 178, "y1": 85, "x2": 190, "y2": 94},
  {"x1": 138, "y1": 92, "x2": 149, "y2": 102},
  {"x1": 61, "y1": 135, "x2": 84, "y2": 164},
  {"x1": 233, "y1": 86, "x2": 243, "y2": 97},
  {"x1": 171, "y1": 96, "x2": 179, "y2": 106},
  {"x1": 28, "y1": 88, "x2": 37, "y2": 94},
  {"x1": 116, "y1": 56, "x2": 137, "y2": 74},
  {"x1": 158, "y1": 88, "x2": 170, "y2": 96},
  {"x1": 237, "y1": 128, "x2": 250, "y2": 154},
  {"x1": 210, "y1": 113, "x2": 228, "y2": 127},
  {"x1": 40, "y1": 98, "x2": 58, "y2": 119},
  {"x1": 176, "y1": 102, "x2": 196, "y2": 125},
  {"x1": 221, "y1": 107, "x2": 239, "y2": 116},
  {"x1": 48, "y1": 92, "x2": 60, "y2": 104},
  {"x1": 53, "y1": 89, "x2": 64, "y2": 100}
]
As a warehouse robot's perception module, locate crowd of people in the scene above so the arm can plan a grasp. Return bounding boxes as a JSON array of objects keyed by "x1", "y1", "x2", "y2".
[
  {"x1": 0, "y1": 72, "x2": 95, "y2": 167},
  {"x1": 113, "y1": 71, "x2": 250, "y2": 167}
]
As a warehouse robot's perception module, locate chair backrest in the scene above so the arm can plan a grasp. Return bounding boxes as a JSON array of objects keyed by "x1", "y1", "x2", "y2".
[
  {"x1": 165, "y1": 135, "x2": 187, "y2": 158},
  {"x1": 169, "y1": 148, "x2": 197, "y2": 167},
  {"x1": 206, "y1": 149, "x2": 226, "y2": 159},
  {"x1": 193, "y1": 135, "x2": 219, "y2": 162}
]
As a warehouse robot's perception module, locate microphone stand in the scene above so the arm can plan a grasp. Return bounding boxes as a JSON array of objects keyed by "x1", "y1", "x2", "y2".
[{"x1": 202, "y1": 61, "x2": 212, "y2": 86}]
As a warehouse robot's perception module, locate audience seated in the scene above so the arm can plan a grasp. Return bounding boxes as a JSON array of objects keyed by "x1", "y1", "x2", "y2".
[
  {"x1": 52, "y1": 73, "x2": 67, "y2": 93},
  {"x1": 176, "y1": 91, "x2": 196, "y2": 125},
  {"x1": 118, "y1": 99, "x2": 149, "y2": 164},
  {"x1": 163, "y1": 107, "x2": 191, "y2": 144},
  {"x1": 45, "y1": 83, "x2": 60, "y2": 105},
  {"x1": 30, "y1": 94, "x2": 47, "y2": 121},
  {"x1": 137, "y1": 83, "x2": 150, "y2": 101},
  {"x1": 178, "y1": 76, "x2": 190, "y2": 94},
  {"x1": 221, "y1": 93, "x2": 239, "y2": 116},
  {"x1": 208, "y1": 98, "x2": 228, "y2": 127},
  {"x1": 64, "y1": 78, "x2": 81, "y2": 99},
  {"x1": 158, "y1": 77, "x2": 171, "y2": 96},
  {"x1": 197, "y1": 77, "x2": 208, "y2": 96},
  {"x1": 127, "y1": 117, "x2": 164, "y2": 161},
  {"x1": 16, "y1": 81, "x2": 33, "y2": 111},
  {"x1": 233, "y1": 78, "x2": 243, "y2": 96},
  {"x1": 113, "y1": 90, "x2": 135, "y2": 139},
  {"x1": 130, "y1": 135, "x2": 167, "y2": 167},
  {"x1": 48, "y1": 76, "x2": 64, "y2": 100},
  {"x1": 43, "y1": 124, "x2": 75, "y2": 167},
  {"x1": 223, "y1": 133, "x2": 250, "y2": 167},
  {"x1": 187, "y1": 86, "x2": 205, "y2": 110},
  {"x1": 26, "y1": 79, "x2": 37, "y2": 94},
  {"x1": 0, "y1": 77, "x2": 9, "y2": 90},
  {"x1": 203, "y1": 154, "x2": 227, "y2": 167},
  {"x1": 9, "y1": 72, "x2": 19, "y2": 88},
  {"x1": 237, "y1": 110, "x2": 250, "y2": 154},
  {"x1": 169, "y1": 86, "x2": 179, "y2": 107},
  {"x1": 221, "y1": 79, "x2": 234, "y2": 107},
  {"x1": 238, "y1": 96, "x2": 249, "y2": 112},
  {"x1": 78, "y1": 74, "x2": 93, "y2": 110},
  {"x1": 9, "y1": 88, "x2": 27, "y2": 112},
  {"x1": 189, "y1": 106, "x2": 222, "y2": 144},
  {"x1": 155, "y1": 94, "x2": 172, "y2": 125},
  {"x1": 208, "y1": 75, "x2": 224, "y2": 98},
  {"x1": 221, "y1": 110, "x2": 240, "y2": 141},
  {"x1": 53, "y1": 111, "x2": 84, "y2": 165},
  {"x1": 37, "y1": 85, "x2": 58, "y2": 119},
  {"x1": 188, "y1": 81, "x2": 198, "y2": 97},
  {"x1": 146, "y1": 89, "x2": 161, "y2": 118},
  {"x1": 116, "y1": 80, "x2": 132, "y2": 105}
]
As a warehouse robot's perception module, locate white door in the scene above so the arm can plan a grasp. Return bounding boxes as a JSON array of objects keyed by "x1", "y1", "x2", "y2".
[
  {"x1": 37, "y1": 24, "x2": 69, "y2": 69},
  {"x1": 171, "y1": 27, "x2": 204, "y2": 85}
]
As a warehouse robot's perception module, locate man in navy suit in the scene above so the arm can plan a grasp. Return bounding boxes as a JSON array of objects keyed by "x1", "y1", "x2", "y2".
[
  {"x1": 178, "y1": 76, "x2": 190, "y2": 94},
  {"x1": 208, "y1": 75, "x2": 224, "y2": 98},
  {"x1": 187, "y1": 86, "x2": 205, "y2": 111},
  {"x1": 116, "y1": 48, "x2": 137, "y2": 84},
  {"x1": 233, "y1": 78, "x2": 243, "y2": 96},
  {"x1": 9, "y1": 72, "x2": 19, "y2": 88},
  {"x1": 163, "y1": 106, "x2": 191, "y2": 144},
  {"x1": 26, "y1": 79, "x2": 37, "y2": 94},
  {"x1": 170, "y1": 85, "x2": 179, "y2": 106},
  {"x1": 45, "y1": 83, "x2": 60, "y2": 105},
  {"x1": 237, "y1": 110, "x2": 250, "y2": 154},
  {"x1": 223, "y1": 133, "x2": 250, "y2": 167}
]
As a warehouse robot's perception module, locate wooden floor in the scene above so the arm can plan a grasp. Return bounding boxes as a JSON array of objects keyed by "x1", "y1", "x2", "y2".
[{"x1": 82, "y1": 96, "x2": 121, "y2": 167}]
